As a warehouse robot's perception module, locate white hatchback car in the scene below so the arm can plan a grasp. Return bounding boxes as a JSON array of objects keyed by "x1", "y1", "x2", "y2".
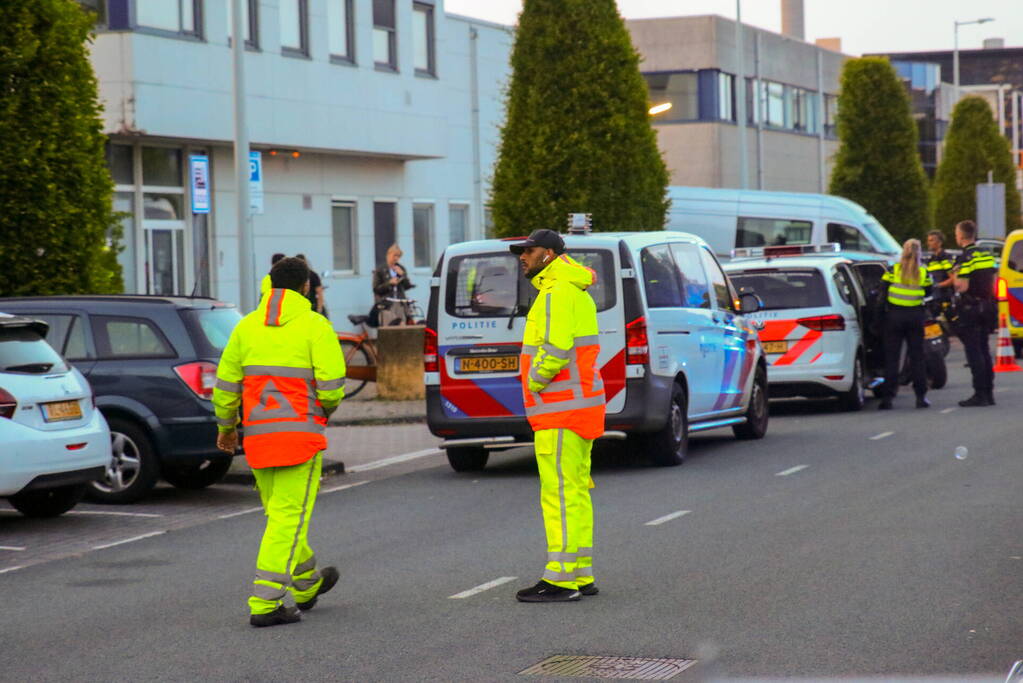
[
  {"x1": 0, "y1": 314, "x2": 110, "y2": 517},
  {"x1": 724, "y1": 246, "x2": 875, "y2": 411}
]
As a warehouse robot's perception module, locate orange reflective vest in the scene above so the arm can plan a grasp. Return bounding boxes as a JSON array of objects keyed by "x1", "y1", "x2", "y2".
[
  {"x1": 213, "y1": 288, "x2": 346, "y2": 469},
  {"x1": 520, "y1": 254, "x2": 605, "y2": 440}
]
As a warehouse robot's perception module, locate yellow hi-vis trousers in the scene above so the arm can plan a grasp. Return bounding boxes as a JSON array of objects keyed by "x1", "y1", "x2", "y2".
[
  {"x1": 535, "y1": 428, "x2": 594, "y2": 590},
  {"x1": 248, "y1": 452, "x2": 325, "y2": 615}
]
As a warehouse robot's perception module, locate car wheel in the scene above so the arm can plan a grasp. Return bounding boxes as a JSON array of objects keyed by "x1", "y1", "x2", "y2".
[
  {"x1": 733, "y1": 366, "x2": 768, "y2": 440},
  {"x1": 162, "y1": 456, "x2": 233, "y2": 490},
  {"x1": 88, "y1": 417, "x2": 160, "y2": 504},
  {"x1": 926, "y1": 352, "x2": 947, "y2": 390},
  {"x1": 646, "y1": 383, "x2": 688, "y2": 467},
  {"x1": 837, "y1": 354, "x2": 865, "y2": 412},
  {"x1": 446, "y1": 446, "x2": 488, "y2": 472},
  {"x1": 8, "y1": 484, "x2": 86, "y2": 518}
]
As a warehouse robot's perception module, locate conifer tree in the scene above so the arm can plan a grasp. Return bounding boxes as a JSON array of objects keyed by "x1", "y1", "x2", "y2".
[
  {"x1": 489, "y1": 0, "x2": 669, "y2": 237},
  {"x1": 934, "y1": 95, "x2": 1022, "y2": 238},
  {"x1": 0, "y1": 1, "x2": 122, "y2": 296},
  {"x1": 828, "y1": 57, "x2": 931, "y2": 243}
]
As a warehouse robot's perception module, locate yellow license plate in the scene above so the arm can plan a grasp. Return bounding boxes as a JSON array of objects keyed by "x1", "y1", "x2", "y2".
[
  {"x1": 457, "y1": 355, "x2": 519, "y2": 374},
  {"x1": 924, "y1": 323, "x2": 942, "y2": 339},
  {"x1": 762, "y1": 341, "x2": 789, "y2": 354},
  {"x1": 42, "y1": 400, "x2": 82, "y2": 422}
]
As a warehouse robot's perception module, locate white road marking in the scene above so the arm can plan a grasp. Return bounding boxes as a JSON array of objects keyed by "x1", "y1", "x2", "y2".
[
  {"x1": 92, "y1": 531, "x2": 165, "y2": 550},
  {"x1": 870, "y1": 431, "x2": 894, "y2": 441},
  {"x1": 940, "y1": 407, "x2": 957, "y2": 414},
  {"x1": 346, "y1": 448, "x2": 442, "y2": 473},
  {"x1": 449, "y1": 576, "x2": 518, "y2": 599},
  {"x1": 0, "y1": 546, "x2": 26, "y2": 552},
  {"x1": 320, "y1": 481, "x2": 369, "y2": 494},
  {"x1": 218, "y1": 506, "x2": 264, "y2": 519},
  {"x1": 0, "y1": 566, "x2": 25, "y2": 574},
  {"x1": 68, "y1": 510, "x2": 163, "y2": 518},
  {"x1": 644, "y1": 510, "x2": 691, "y2": 526},
  {"x1": 775, "y1": 465, "x2": 809, "y2": 477}
]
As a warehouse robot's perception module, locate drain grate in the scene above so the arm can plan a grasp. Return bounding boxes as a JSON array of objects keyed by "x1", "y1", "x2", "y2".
[{"x1": 519, "y1": 655, "x2": 697, "y2": 680}]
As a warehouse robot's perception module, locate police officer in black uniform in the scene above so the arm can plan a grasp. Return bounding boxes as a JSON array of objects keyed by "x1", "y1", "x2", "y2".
[
  {"x1": 951, "y1": 220, "x2": 998, "y2": 407},
  {"x1": 925, "y1": 230, "x2": 955, "y2": 305}
]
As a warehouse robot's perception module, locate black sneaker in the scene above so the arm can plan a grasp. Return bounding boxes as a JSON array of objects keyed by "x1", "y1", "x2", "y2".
[
  {"x1": 578, "y1": 582, "x2": 599, "y2": 596},
  {"x1": 516, "y1": 580, "x2": 581, "y2": 603},
  {"x1": 958, "y1": 394, "x2": 992, "y2": 407},
  {"x1": 296, "y1": 566, "x2": 339, "y2": 611},
  {"x1": 915, "y1": 396, "x2": 930, "y2": 409},
  {"x1": 250, "y1": 605, "x2": 301, "y2": 628}
]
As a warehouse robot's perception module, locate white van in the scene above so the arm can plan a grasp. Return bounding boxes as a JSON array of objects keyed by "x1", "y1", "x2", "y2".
[
  {"x1": 665, "y1": 186, "x2": 901, "y2": 258},
  {"x1": 424, "y1": 229, "x2": 768, "y2": 472}
]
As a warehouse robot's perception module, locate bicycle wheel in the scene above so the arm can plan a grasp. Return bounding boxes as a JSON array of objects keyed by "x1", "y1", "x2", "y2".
[{"x1": 339, "y1": 339, "x2": 372, "y2": 398}]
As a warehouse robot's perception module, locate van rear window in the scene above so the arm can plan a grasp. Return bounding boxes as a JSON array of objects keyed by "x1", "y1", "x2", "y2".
[
  {"x1": 445, "y1": 250, "x2": 615, "y2": 318},
  {"x1": 728, "y1": 269, "x2": 830, "y2": 311}
]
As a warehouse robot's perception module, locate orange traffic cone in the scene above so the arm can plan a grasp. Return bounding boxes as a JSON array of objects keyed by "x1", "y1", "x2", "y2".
[{"x1": 994, "y1": 313, "x2": 1022, "y2": 373}]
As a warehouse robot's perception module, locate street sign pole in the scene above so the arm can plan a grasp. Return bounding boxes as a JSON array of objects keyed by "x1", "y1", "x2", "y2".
[{"x1": 231, "y1": 0, "x2": 255, "y2": 312}]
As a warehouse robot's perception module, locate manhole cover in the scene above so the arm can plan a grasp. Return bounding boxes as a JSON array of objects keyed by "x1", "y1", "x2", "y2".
[{"x1": 519, "y1": 655, "x2": 697, "y2": 680}]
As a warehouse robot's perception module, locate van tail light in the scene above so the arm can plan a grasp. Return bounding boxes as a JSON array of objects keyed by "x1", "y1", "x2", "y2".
[
  {"x1": 625, "y1": 316, "x2": 649, "y2": 365},
  {"x1": 174, "y1": 361, "x2": 217, "y2": 400},
  {"x1": 424, "y1": 327, "x2": 439, "y2": 373},
  {"x1": 0, "y1": 388, "x2": 16, "y2": 419},
  {"x1": 997, "y1": 277, "x2": 1008, "y2": 302},
  {"x1": 797, "y1": 314, "x2": 845, "y2": 331}
]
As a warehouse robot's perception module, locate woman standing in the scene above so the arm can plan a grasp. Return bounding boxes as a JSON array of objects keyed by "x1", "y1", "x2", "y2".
[
  {"x1": 372, "y1": 244, "x2": 415, "y2": 326},
  {"x1": 879, "y1": 239, "x2": 933, "y2": 410}
]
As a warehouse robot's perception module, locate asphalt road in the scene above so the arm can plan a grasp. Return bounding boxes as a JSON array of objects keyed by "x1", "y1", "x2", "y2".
[{"x1": 1, "y1": 345, "x2": 1021, "y2": 682}]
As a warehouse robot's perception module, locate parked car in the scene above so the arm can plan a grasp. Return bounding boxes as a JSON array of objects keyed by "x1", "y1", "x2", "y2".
[
  {"x1": 0, "y1": 314, "x2": 110, "y2": 517},
  {"x1": 0, "y1": 296, "x2": 242, "y2": 503},
  {"x1": 665, "y1": 186, "x2": 902, "y2": 258},
  {"x1": 425, "y1": 229, "x2": 768, "y2": 472}
]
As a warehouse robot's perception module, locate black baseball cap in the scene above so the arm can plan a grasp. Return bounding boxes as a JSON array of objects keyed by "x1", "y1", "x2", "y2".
[{"x1": 508, "y1": 229, "x2": 565, "y2": 255}]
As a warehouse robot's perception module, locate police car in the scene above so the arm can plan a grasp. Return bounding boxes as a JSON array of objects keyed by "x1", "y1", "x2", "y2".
[
  {"x1": 424, "y1": 227, "x2": 768, "y2": 472},
  {"x1": 723, "y1": 245, "x2": 877, "y2": 410}
]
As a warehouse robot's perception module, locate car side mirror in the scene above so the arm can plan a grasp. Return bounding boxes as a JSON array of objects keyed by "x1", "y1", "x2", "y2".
[{"x1": 738, "y1": 291, "x2": 763, "y2": 314}]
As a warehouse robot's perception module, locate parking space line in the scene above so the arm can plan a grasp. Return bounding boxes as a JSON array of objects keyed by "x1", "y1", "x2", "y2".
[
  {"x1": 0, "y1": 566, "x2": 25, "y2": 574},
  {"x1": 644, "y1": 510, "x2": 691, "y2": 526},
  {"x1": 940, "y1": 407, "x2": 957, "y2": 414},
  {"x1": 0, "y1": 546, "x2": 26, "y2": 551},
  {"x1": 775, "y1": 465, "x2": 808, "y2": 477},
  {"x1": 68, "y1": 510, "x2": 163, "y2": 518},
  {"x1": 93, "y1": 531, "x2": 165, "y2": 550},
  {"x1": 321, "y1": 481, "x2": 369, "y2": 494},
  {"x1": 218, "y1": 506, "x2": 263, "y2": 520},
  {"x1": 870, "y1": 431, "x2": 894, "y2": 441},
  {"x1": 449, "y1": 576, "x2": 518, "y2": 599},
  {"x1": 346, "y1": 448, "x2": 442, "y2": 473}
]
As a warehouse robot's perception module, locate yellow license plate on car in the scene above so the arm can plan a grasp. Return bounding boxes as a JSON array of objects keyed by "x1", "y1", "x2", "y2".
[
  {"x1": 42, "y1": 400, "x2": 82, "y2": 422},
  {"x1": 458, "y1": 355, "x2": 519, "y2": 374},
  {"x1": 924, "y1": 323, "x2": 942, "y2": 339},
  {"x1": 762, "y1": 341, "x2": 789, "y2": 354}
]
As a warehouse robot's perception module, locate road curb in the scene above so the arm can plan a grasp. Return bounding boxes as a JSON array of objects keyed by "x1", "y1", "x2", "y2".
[{"x1": 221, "y1": 460, "x2": 347, "y2": 486}]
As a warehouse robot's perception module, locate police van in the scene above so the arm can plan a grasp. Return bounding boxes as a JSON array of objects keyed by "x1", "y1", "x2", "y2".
[{"x1": 424, "y1": 227, "x2": 768, "y2": 472}]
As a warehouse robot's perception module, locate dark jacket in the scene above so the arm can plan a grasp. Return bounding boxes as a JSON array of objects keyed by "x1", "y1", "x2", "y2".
[{"x1": 372, "y1": 262, "x2": 414, "y2": 303}]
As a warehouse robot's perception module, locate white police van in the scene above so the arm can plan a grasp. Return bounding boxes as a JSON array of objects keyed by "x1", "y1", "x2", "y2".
[{"x1": 424, "y1": 227, "x2": 768, "y2": 472}]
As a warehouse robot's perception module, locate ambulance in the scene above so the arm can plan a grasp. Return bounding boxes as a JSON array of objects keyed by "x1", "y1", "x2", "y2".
[
  {"x1": 998, "y1": 229, "x2": 1023, "y2": 357},
  {"x1": 424, "y1": 227, "x2": 768, "y2": 472}
]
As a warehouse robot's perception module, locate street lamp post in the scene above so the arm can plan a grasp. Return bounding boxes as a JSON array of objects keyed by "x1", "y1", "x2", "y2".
[{"x1": 953, "y1": 17, "x2": 994, "y2": 105}]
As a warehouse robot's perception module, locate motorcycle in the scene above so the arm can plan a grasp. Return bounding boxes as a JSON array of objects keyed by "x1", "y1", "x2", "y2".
[{"x1": 898, "y1": 299, "x2": 949, "y2": 389}]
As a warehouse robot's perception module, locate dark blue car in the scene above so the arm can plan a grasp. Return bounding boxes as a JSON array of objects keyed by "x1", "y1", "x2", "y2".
[{"x1": 0, "y1": 296, "x2": 242, "y2": 503}]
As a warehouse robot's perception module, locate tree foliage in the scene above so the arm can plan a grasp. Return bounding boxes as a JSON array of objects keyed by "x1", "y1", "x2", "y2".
[
  {"x1": 489, "y1": 0, "x2": 669, "y2": 237},
  {"x1": 828, "y1": 57, "x2": 931, "y2": 243},
  {"x1": 933, "y1": 95, "x2": 1022, "y2": 239},
  {"x1": 0, "y1": 1, "x2": 122, "y2": 296}
]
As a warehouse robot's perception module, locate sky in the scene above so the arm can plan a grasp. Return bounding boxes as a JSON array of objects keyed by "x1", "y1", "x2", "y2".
[{"x1": 443, "y1": 0, "x2": 1021, "y2": 56}]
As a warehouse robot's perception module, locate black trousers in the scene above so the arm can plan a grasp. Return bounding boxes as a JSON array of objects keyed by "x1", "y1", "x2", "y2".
[
  {"x1": 882, "y1": 307, "x2": 927, "y2": 399},
  {"x1": 958, "y1": 322, "x2": 994, "y2": 393}
]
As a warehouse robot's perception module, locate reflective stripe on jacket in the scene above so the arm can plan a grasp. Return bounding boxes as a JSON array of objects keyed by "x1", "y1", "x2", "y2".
[
  {"x1": 956, "y1": 245, "x2": 996, "y2": 277},
  {"x1": 882, "y1": 264, "x2": 932, "y2": 307},
  {"x1": 925, "y1": 252, "x2": 954, "y2": 280},
  {"x1": 519, "y1": 254, "x2": 606, "y2": 440},
  {"x1": 213, "y1": 288, "x2": 346, "y2": 469}
]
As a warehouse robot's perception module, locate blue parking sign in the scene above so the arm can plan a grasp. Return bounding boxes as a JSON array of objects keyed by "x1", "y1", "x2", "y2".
[{"x1": 249, "y1": 151, "x2": 264, "y2": 214}]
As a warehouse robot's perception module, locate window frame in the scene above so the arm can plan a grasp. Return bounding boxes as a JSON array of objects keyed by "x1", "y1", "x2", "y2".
[
  {"x1": 330, "y1": 200, "x2": 358, "y2": 274},
  {"x1": 412, "y1": 203, "x2": 435, "y2": 270},
  {"x1": 413, "y1": 1, "x2": 436, "y2": 77},
  {"x1": 226, "y1": 0, "x2": 260, "y2": 50},
  {"x1": 279, "y1": 0, "x2": 309, "y2": 58},
  {"x1": 328, "y1": 0, "x2": 356, "y2": 65},
  {"x1": 90, "y1": 315, "x2": 178, "y2": 360},
  {"x1": 448, "y1": 203, "x2": 469, "y2": 245},
  {"x1": 373, "y1": 0, "x2": 398, "y2": 71},
  {"x1": 134, "y1": 0, "x2": 203, "y2": 40}
]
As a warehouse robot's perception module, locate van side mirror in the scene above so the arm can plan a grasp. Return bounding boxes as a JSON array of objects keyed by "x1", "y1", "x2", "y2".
[{"x1": 738, "y1": 291, "x2": 763, "y2": 314}]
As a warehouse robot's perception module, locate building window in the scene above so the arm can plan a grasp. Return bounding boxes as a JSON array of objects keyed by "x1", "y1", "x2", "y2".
[
  {"x1": 413, "y1": 204, "x2": 434, "y2": 268},
  {"x1": 644, "y1": 72, "x2": 698, "y2": 122},
  {"x1": 373, "y1": 0, "x2": 397, "y2": 70},
  {"x1": 280, "y1": 0, "x2": 308, "y2": 55},
  {"x1": 413, "y1": 2, "x2": 435, "y2": 76},
  {"x1": 136, "y1": 0, "x2": 200, "y2": 36},
  {"x1": 766, "y1": 82, "x2": 785, "y2": 128},
  {"x1": 717, "y1": 72, "x2": 734, "y2": 122},
  {"x1": 824, "y1": 94, "x2": 839, "y2": 138},
  {"x1": 226, "y1": 0, "x2": 258, "y2": 48},
  {"x1": 328, "y1": 0, "x2": 355, "y2": 62},
  {"x1": 373, "y1": 202, "x2": 396, "y2": 267},
  {"x1": 331, "y1": 201, "x2": 356, "y2": 272},
  {"x1": 449, "y1": 204, "x2": 468, "y2": 244}
]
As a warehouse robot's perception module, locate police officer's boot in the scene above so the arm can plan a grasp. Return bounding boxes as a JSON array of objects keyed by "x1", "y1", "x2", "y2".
[
  {"x1": 250, "y1": 605, "x2": 301, "y2": 628},
  {"x1": 915, "y1": 395, "x2": 930, "y2": 409},
  {"x1": 958, "y1": 393, "x2": 991, "y2": 407}
]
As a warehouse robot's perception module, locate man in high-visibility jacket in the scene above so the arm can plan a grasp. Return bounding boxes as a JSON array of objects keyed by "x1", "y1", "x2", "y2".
[
  {"x1": 510, "y1": 229, "x2": 605, "y2": 603},
  {"x1": 213, "y1": 256, "x2": 346, "y2": 627}
]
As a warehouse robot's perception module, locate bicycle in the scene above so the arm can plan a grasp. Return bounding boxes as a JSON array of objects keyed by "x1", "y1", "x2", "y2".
[{"x1": 336, "y1": 298, "x2": 423, "y2": 398}]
